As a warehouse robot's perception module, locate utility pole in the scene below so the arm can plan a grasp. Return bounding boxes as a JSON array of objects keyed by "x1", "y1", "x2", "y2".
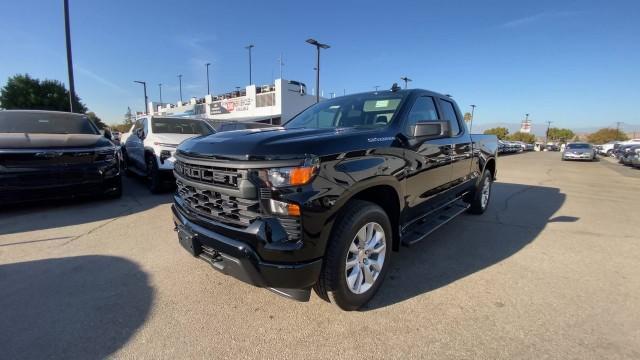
[
  {"x1": 400, "y1": 76, "x2": 412, "y2": 89},
  {"x1": 177, "y1": 74, "x2": 183, "y2": 102},
  {"x1": 205, "y1": 63, "x2": 211, "y2": 95},
  {"x1": 158, "y1": 83, "x2": 162, "y2": 105},
  {"x1": 616, "y1": 121, "x2": 622, "y2": 140},
  {"x1": 306, "y1": 38, "x2": 330, "y2": 103},
  {"x1": 329, "y1": 92, "x2": 335, "y2": 99},
  {"x1": 278, "y1": 53, "x2": 284, "y2": 79},
  {"x1": 545, "y1": 121, "x2": 553, "y2": 145},
  {"x1": 469, "y1": 104, "x2": 477, "y2": 131},
  {"x1": 374, "y1": 85, "x2": 380, "y2": 91},
  {"x1": 245, "y1": 44, "x2": 254, "y2": 85},
  {"x1": 343, "y1": 88, "x2": 346, "y2": 96},
  {"x1": 133, "y1": 81, "x2": 148, "y2": 114},
  {"x1": 63, "y1": 0, "x2": 76, "y2": 112}
]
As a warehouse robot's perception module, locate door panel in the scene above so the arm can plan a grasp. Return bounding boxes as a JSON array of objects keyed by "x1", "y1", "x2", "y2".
[{"x1": 403, "y1": 138, "x2": 453, "y2": 223}]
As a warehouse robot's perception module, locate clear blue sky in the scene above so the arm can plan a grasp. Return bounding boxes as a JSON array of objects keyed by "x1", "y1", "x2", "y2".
[{"x1": 1, "y1": 0, "x2": 639, "y2": 130}]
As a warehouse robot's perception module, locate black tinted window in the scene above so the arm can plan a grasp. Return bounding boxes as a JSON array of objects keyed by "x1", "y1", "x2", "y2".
[
  {"x1": 406, "y1": 96, "x2": 438, "y2": 134},
  {"x1": 151, "y1": 118, "x2": 213, "y2": 135},
  {"x1": 0, "y1": 112, "x2": 98, "y2": 134},
  {"x1": 439, "y1": 99, "x2": 461, "y2": 135}
]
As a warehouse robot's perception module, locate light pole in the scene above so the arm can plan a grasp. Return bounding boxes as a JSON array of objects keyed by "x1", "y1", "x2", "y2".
[
  {"x1": 278, "y1": 53, "x2": 284, "y2": 79},
  {"x1": 545, "y1": 120, "x2": 553, "y2": 145},
  {"x1": 63, "y1": 0, "x2": 76, "y2": 112},
  {"x1": 205, "y1": 63, "x2": 211, "y2": 95},
  {"x1": 469, "y1": 104, "x2": 477, "y2": 131},
  {"x1": 400, "y1": 76, "x2": 412, "y2": 89},
  {"x1": 177, "y1": 74, "x2": 183, "y2": 102},
  {"x1": 306, "y1": 38, "x2": 330, "y2": 103},
  {"x1": 245, "y1": 44, "x2": 254, "y2": 85},
  {"x1": 158, "y1": 83, "x2": 163, "y2": 105},
  {"x1": 133, "y1": 81, "x2": 148, "y2": 114}
]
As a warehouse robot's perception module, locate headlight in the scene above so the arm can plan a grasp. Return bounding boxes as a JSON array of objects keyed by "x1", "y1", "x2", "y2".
[
  {"x1": 266, "y1": 157, "x2": 319, "y2": 187},
  {"x1": 96, "y1": 148, "x2": 117, "y2": 162}
]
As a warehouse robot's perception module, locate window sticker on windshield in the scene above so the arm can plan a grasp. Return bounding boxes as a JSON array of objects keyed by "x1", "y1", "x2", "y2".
[{"x1": 375, "y1": 100, "x2": 389, "y2": 108}]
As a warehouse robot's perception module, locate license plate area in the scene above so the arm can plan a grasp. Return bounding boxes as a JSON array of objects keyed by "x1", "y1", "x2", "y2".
[{"x1": 177, "y1": 225, "x2": 201, "y2": 256}]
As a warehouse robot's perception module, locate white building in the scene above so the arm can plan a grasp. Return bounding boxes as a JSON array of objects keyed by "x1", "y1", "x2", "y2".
[{"x1": 146, "y1": 79, "x2": 318, "y2": 126}]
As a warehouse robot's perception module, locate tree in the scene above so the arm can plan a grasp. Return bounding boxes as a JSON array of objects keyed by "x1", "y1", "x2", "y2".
[
  {"x1": 86, "y1": 111, "x2": 107, "y2": 130},
  {"x1": 483, "y1": 127, "x2": 509, "y2": 140},
  {"x1": 123, "y1": 107, "x2": 134, "y2": 127},
  {"x1": 507, "y1": 132, "x2": 536, "y2": 143},
  {"x1": 547, "y1": 127, "x2": 575, "y2": 142},
  {"x1": 0, "y1": 74, "x2": 87, "y2": 113},
  {"x1": 587, "y1": 128, "x2": 629, "y2": 144}
]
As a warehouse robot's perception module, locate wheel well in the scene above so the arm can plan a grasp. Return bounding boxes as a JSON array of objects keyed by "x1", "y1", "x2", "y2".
[
  {"x1": 484, "y1": 158, "x2": 496, "y2": 179},
  {"x1": 350, "y1": 185, "x2": 401, "y2": 251}
]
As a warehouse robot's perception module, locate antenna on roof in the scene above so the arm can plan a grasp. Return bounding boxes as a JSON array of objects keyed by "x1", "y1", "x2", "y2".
[{"x1": 390, "y1": 83, "x2": 401, "y2": 92}]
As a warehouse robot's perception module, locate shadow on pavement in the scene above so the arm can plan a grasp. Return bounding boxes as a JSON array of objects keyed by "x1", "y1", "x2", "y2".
[
  {"x1": 0, "y1": 255, "x2": 153, "y2": 359},
  {"x1": 365, "y1": 182, "x2": 567, "y2": 310},
  {"x1": 0, "y1": 176, "x2": 172, "y2": 236}
]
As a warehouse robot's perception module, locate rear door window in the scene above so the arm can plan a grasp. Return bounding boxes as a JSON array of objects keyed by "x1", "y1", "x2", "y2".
[{"x1": 438, "y1": 99, "x2": 461, "y2": 135}]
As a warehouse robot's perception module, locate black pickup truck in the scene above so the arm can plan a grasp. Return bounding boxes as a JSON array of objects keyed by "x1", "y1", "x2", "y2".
[{"x1": 172, "y1": 87, "x2": 498, "y2": 310}]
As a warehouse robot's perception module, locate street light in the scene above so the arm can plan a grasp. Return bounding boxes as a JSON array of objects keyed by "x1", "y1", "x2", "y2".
[
  {"x1": 205, "y1": 63, "x2": 211, "y2": 95},
  {"x1": 469, "y1": 104, "x2": 477, "y2": 131},
  {"x1": 306, "y1": 38, "x2": 330, "y2": 103},
  {"x1": 158, "y1": 83, "x2": 163, "y2": 105},
  {"x1": 245, "y1": 44, "x2": 254, "y2": 85},
  {"x1": 133, "y1": 81, "x2": 148, "y2": 114},
  {"x1": 400, "y1": 76, "x2": 412, "y2": 89},
  {"x1": 177, "y1": 74, "x2": 183, "y2": 102},
  {"x1": 63, "y1": 0, "x2": 76, "y2": 112}
]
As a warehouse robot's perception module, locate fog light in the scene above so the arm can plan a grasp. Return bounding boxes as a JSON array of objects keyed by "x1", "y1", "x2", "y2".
[
  {"x1": 269, "y1": 199, "x2": 300, "y2": 217},
  {"x1": 160, "y1": 150, "x2": 172, "y2": 164}
]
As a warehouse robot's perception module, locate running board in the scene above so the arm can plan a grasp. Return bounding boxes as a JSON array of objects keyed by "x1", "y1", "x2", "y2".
[{"x1": 401, "y1": 202, "x2": 470, "y2": 247}]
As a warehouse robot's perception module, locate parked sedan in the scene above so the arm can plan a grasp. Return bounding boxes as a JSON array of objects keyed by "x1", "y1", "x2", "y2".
[
  {"x1": 0, "y1": 110, "x2": 122, "y2": 204},
  {"x1": 620, "y1": 145, "x2": 640, "y2": 166},
  {"x1": 562, "y1": 143, "x2": 596, "y2": 161}
]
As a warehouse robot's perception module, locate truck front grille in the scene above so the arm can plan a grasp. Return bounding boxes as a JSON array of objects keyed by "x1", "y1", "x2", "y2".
[
  {"x1": 176, "y1": 180, "x2": 260, "y2": 227},
  {"x1": 174, "y1": 160, "x2": 241, "y2": 189}
]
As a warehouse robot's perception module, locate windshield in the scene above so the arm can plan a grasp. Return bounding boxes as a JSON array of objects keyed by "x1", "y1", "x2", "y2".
[
  {"x1": 567, "y1": 143, "x2": 592, "y2": 149},
  {"x1": 0, "y1": 112, "x2": 99, "y2": 134},
  {"x1": 151, "y1": 118, "x2": 213, "y2": 135},
  {"x1": 285, "y1": 92, "x2": 406, "y2": 130}
]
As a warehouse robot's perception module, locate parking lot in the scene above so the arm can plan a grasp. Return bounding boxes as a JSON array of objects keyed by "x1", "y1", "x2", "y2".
[{"x1": 1, "y1": 151, "x2": 639, "y2": 359}]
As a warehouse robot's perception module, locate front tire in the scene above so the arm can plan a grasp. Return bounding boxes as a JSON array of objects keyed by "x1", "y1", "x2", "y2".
[
  {"x1": 468, "y1": 170, "x2": 492, "y2": 214},
  {"x1": 146, "y1": 155, "x2": 163, "y2": 193},
  {"x1": 315, "y1": 200, "x2": 392, "y2": 311}
]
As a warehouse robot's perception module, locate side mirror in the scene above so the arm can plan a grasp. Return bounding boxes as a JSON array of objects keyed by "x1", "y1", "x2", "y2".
[
  {"x1": 103, "y1": 128, "x2": 113, "y2": 140},
  {"x1": 136, "y1": 128, "x2": 145, "y2": 140},
  {"x1": 412, "y1": 121, "x2": 450, "y2": 139}
]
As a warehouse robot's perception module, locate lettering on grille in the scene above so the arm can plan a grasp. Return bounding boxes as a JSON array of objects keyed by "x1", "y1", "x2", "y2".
[{"x1": 175, "y1": 161, "x2": 239, "y2": 188}]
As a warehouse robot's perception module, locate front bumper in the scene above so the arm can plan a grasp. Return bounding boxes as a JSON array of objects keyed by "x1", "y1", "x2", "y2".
[
  {"x1": 563, "y1": 152, "x2": 593, "y2": 160},
  {"x1": 172, "y1": 203, "x2": 322, "y2": 301},
  {"x1": 0, "y1": 161, "x2": 120, "y2": 204}
]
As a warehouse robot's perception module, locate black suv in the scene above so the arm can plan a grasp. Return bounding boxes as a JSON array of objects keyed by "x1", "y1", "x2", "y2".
[
  {"x1": 172, "y1": 88, "x2": 498, "y2": 310},
  {"x1": 0, "y1": 110, "x2": 121, "y2": 204}
]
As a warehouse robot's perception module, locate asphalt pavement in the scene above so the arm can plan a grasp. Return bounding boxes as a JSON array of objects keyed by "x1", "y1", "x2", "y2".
[{"x1": 1, "y1": 151, "x2": 639, "y2": 359}]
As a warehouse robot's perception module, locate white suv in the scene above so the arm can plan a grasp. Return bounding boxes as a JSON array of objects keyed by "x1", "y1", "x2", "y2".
[{"x1": 123, "y1": 116, "x2": 214, "y2": 192}]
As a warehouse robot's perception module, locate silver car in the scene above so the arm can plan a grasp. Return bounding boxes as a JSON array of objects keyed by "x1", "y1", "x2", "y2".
[{"x1": 562, "y1": 143, "x2": 596, "y2": 161}]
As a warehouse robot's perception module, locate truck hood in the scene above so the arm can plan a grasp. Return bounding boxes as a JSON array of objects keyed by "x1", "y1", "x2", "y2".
[
  {"x1": 0, "y1": 133, "x2": 113, "y2": 149},
  {"x1": 178, "y1": 127, "x2": 392, "y2": 160},
  {"x1": 152, "y1": 133, "x2": 201, "y2": 147}
]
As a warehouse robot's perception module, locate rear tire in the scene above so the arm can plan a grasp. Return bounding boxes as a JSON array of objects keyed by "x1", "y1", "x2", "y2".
[
  {"x1": 468, "y1": 170, "x2": 492, "y2": 214},
  {"x1": 314, "y1": 200, "x2": 392, "y2": 311}
]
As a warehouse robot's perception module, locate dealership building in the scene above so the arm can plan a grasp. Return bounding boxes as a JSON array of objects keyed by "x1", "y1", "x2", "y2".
[{"x1": 146, "y1": 79, "x2": 318, "y2": 126}]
